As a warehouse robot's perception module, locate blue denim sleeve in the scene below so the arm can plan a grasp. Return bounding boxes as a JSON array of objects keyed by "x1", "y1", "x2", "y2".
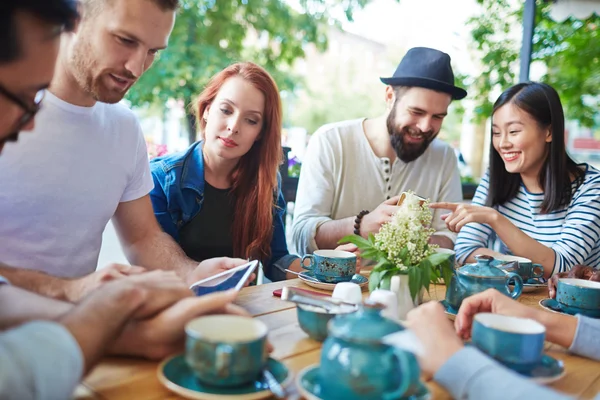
[
  {"x1": 569, "y1": 315, "x2": 600, "y2": 361},
  {"x1": 435, "y1": 347, "x2": 572, "y2": 400},
  {"x1": 149, "y1": 162, "x2": 179, "y2": 240},
  {"x1": 264, "y1": 187, "x2": 299, "y2": 282},
  {"x1": 0, "y1": 321, "x2": 84, "y2": 400}
]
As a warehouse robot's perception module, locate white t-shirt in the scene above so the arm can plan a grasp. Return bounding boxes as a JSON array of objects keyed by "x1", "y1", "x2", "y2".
[
  {"x1": 0, "y1": 92, "x2": 153, "y2": 278},
  {"x1": 291, "y1": 118, "x2": 463, "y2": 254}
]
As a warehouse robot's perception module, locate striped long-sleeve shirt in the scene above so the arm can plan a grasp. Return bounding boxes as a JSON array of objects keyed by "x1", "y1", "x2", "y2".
[{"x1": 455, "y1": 165, "x2": 600, "y2": 275}]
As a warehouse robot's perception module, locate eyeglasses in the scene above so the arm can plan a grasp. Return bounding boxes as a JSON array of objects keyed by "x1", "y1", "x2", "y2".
[{"x1": 0, "y1": 84, "x2": 45, "y2": 131}]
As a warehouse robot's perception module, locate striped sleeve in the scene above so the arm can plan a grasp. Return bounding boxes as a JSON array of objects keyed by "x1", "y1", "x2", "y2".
[
  {"x1": 454, "y1": 173, "x2": 494, "y2": 264},
  {"x1": 550, "y1": 172, "x2": 600, "y2": 274}
]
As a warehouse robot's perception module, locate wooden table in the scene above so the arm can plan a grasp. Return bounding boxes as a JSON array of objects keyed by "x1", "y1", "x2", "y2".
[{"x1": 77, "y1": 280, "x2": 600, "y2": 399}]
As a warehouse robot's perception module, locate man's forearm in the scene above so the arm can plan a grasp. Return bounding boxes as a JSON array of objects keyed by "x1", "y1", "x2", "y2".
[
  {"x1": 314, "y1": 217, "x2": 355, "y2": 250},
  {"x1": 123, "y1": 231, "x2": 197, "y2": 279},
  {"x1": 0, "y1": 265, "x2": 71, "y2": 300},
  {"x1": 0, "y1": 284, "x2": 73, "y2": 329},
  {"x1": 538, "y1": 309, "x2": 578, "y2": 348}
]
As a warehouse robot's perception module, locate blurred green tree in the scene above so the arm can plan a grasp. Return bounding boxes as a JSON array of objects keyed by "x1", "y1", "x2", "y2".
[
  {"x1": 126, "y1": 0, "x2": 383, "y2": 143},
  {"x1": 466, "y1": 0, "x2": 599, "y2": 127}
]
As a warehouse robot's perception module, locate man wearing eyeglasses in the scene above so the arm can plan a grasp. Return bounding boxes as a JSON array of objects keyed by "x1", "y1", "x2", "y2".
[
  {"x1": 0, "y1": 5, "x2": 58, "y2": 154},
  {"x1": 0, "y1": 0, "x2": 250, "y2": 301},
  {"x1": 0, "y1": 3, "x2": 252, "y2": 399}
]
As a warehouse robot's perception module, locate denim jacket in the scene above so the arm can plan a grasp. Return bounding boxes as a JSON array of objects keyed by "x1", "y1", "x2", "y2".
[{"x1": 149, "y1": 141, "x2": 296, "y2": 282}]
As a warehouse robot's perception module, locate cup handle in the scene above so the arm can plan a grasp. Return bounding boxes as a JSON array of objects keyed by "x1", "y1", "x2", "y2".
[
  {"x1": 382, "y1": 347, "x2": 420, "y2": 400},
  {"x1": 505, "y1": 272, "x2": 523, "y2": 299},
  {"x1": 301, "y1": 255, "x2": 315, "y2": 271},
  {"x1": 216, "y1": 344, "x2": 233, "y2": 377},
  {"x1": 531, "y1": 263, "x2": 544, "y2": 279}
]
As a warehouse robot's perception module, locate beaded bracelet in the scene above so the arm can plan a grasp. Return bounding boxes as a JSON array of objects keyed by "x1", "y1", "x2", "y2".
[{"x1": 353, "y1": 210, "x2": 370, "y2": 236}]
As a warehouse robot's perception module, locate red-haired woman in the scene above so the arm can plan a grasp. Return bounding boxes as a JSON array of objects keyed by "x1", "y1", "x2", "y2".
[{"x1": 150, "y1": 62, "x2": 354, "y2": 281}]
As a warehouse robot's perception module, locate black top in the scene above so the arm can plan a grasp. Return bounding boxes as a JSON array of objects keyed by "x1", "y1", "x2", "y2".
[{"x1": 178, "y1": 182, "x2": 235, "y2": 262}]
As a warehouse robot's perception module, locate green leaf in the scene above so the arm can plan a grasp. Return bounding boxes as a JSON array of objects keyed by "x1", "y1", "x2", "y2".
[
  {"x1": 369, "y1": 270, "x2": 382, "y2": 292},
  {"x1": 372, "y1": 258, "x2": 394, "y2": 272},
  {"x1": 425, "y1": 252, "x2": 451, "y2": 267},
  {"x1": 407, "y1": 267, "x2": 422, "y2": 301},
  {"x1": 379, "y1": 272, "x2": 392, "y2": 290},
  {"x1": 368, "y1": 233, "x2": 376, "y2": 245},
  {"x1": 359, "y1": 248, "x2": 381, "y2": 260},
  {"x1": 338, "y1": 234, "x2": 372, "y2": 250},
  {"x1": 441, "y1": 263, "x2": 455, "y2": 287},
  {"x1": 420, "y1": 259, "x2": 432, "y2": 293},
  {"x1": 399, "y1": 247, "x2": 409, "y2": 265}
]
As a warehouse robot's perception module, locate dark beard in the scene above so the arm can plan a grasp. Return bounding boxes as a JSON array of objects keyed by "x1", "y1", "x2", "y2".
[
  {"x1": 71, "y1": 34, "x2": 135, "y2": 104},
  {"x1": 387, "y1": 106, "x2": 435, "y2": 163}
]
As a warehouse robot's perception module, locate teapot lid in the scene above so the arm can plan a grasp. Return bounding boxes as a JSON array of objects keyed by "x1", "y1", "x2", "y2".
[
  {"x1": 327, "y1": 300, "x2": 403, "y2": 342},
  {"x1": 459, "y1": 255, "x2": 506, "y2": 277}
]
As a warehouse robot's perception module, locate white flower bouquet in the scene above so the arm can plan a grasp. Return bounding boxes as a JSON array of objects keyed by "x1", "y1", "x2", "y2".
[{"x1": 340, "y1": 191, "x2": 453, "y2": 300}]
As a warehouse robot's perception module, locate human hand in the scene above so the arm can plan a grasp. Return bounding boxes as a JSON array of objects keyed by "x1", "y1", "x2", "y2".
[
  {"x1": 111, "y1": 289, "x2": 250, "y2": 360},
  {"x1": 334, "y1": 243, "x2": 362, "y2": 273},
  {"x1": 430, "y1": 202, "x2": 499, "y2": 233},
  {"x1": 64, "y1": 263, "x2": 146, "y2": 302},
  {"x1": 548, "y1": 265, "x2": 600, "y2": 298},
  {"x1": 454, "y1": 289, "x2": 539, "y2": 340},
  {"x1": 359, "y1": 196, "x2": 401, "y2": 237},
  {"x1": 120, "y1": 270, "x2": 193, "y2": 319},
  {"x1": 187, "y1": 257, "x2": 254, "y2": 287},
  {"x1": 404, "y1": 302, "x2": 463, "y2": 377}
]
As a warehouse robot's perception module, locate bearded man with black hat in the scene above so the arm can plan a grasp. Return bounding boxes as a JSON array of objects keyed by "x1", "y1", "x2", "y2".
[{"x1": 292, "y1": 47, "x2": 467, "y2": 254}]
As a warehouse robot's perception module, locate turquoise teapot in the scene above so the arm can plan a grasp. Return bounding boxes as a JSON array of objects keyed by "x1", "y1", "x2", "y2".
[
  {"x1": 319, "y1": 301, "x2": 420, "y2": 400},
  {"x1": 445, "y1": 255, "x2": 523, "y2": 311}
]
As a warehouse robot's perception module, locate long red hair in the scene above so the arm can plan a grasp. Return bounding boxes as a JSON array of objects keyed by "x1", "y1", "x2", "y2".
[{"x1": 194, "y1": 62, "x2": 282, "y2": 261}]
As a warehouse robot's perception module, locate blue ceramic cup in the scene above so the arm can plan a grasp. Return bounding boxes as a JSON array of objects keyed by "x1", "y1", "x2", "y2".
[
  {"x1": 556, "y1": 278, "x2": 600, "y2": 310},
  {"x1": 472, "y1": 313, "x2": 545, "y2": 372},
  {"x1": 185, "y1": 315, "x2": 268, "y2": 387},
  {"x1": 493, "y1": 255, "x2": 544, "y2": 281},
  {"x1": 297, "y1": 303, "x2": 357, "y2": 342},
  {"x1": 301, "y1": 249, "x2": 357, "y2": 283}
]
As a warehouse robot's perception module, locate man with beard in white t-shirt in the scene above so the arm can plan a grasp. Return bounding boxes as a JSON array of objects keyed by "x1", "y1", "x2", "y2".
[
  {"x1": 292, "y1": 47, "x2": 466, "y2": 255},
  {"x1": 0, "y1": 0, "x2": 247, "y2": 301}
]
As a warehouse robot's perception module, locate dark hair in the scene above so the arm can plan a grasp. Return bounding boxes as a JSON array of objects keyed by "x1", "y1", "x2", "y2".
[
  {"x1": 0, "y1": 0, "x2": 79, "y2": 63},
  {"x1": 486, "y1": 82, "x2": 584, "y2": 213}
]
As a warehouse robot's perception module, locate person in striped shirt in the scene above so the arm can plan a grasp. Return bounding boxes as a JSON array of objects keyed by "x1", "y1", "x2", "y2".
[{"x1": 431, "y1": 82, "x2": 600, "y2": 278}]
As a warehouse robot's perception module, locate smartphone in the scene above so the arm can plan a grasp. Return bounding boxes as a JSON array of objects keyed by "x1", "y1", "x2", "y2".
[{"x1": 189, "y1": 260, "x2": 259, "y2": 296}]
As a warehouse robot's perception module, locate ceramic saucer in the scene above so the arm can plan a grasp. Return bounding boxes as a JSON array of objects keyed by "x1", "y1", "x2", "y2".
[
  {"x1": 297, "y1": 364, "x2": 431, "y2": 400},
  {"x1": 298, "y1": 271, "x2": 368, "y2": 291},
  {"x1": 439, "y1": 300, "x2": 457, "y2": 320},
  {"x1": 465, "y1": 344, "x2": 565, "y2": 385},
  {"x1": 509, "y1": 278, "x2": 547, "y2": 293},
  {"x1": 158, "y1": 355, "x2": 291, "y2": 400},
  {"x1": 516, "y1": 354, "x2": 566, "y2": 385},
  {"x1": 539, "y1": 298, "x2": 600, "y2": 318}
]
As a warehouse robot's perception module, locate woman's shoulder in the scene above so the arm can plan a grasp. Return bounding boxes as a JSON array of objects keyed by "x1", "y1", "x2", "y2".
[
  {"x1": 150, "y1": 141, "x2": 203, "y2": 175},
  {"x1": 572, "y1": 164, "x2": 600, "y2": 198},
  {"x1": 578, "y1": 164, "x2": 600, "y2": 186}
]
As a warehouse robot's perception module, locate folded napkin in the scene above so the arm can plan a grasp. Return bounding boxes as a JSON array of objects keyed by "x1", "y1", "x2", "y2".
[{"x1": 382, "y1": 329, "x2": 425, "y2": 357}]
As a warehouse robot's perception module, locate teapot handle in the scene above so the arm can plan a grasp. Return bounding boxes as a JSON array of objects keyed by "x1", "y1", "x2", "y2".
[
  {"x1": 382, "y1": 347, "x2": 420, "y2": 400},
  {"x1": 505, "y1": 272, "x2": 523, "y2": 299}
]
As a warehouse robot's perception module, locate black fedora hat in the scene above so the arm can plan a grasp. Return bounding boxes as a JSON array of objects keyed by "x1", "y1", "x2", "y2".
[{"x1": 380, "y1": 47, "x2": 467, "y2": 100}]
